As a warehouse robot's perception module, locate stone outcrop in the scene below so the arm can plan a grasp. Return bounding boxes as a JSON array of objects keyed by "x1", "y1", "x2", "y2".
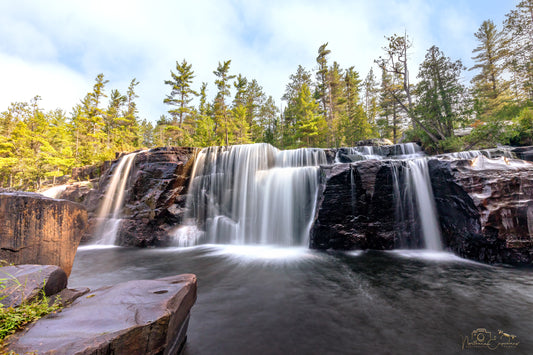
[
  {"x1": 0, "y1": 265, "x2": 67, "y2": 307},
  {"x1": 311, "y1": 156, "x2": 533, "y2": 264},
  {"x1": 43, "y1": 147, "x2": 196, "y2": 247},
  {"x1": 115, "y1": 147, "x2": 196, "y2": 247},
  {"x1": 5, "y1": 274, "x2": 197, "y2": 355},
  {"x1": 310, "y1": 160, "x2": 400, "y2": 250},
  {"x1": 430, "y1": 157, "x2": 533, "y2": 264},
  {"x1": 0, "y1": 192, "x2": 87, "y2": 275}
]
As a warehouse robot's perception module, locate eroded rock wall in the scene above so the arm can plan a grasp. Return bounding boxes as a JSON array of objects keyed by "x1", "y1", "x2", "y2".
[
  {"x1": 430, "y1": 158, "x2": 533, "y2": 264},
  {"x1": 0, "y1": 192, "x2": 87, "y2": 275},
  {"x1": 311, "y1": 157, "x2": 533, "y2": 264},
  {"x1": 116, "y1": 147, "x2": 196, "y2": 246}
]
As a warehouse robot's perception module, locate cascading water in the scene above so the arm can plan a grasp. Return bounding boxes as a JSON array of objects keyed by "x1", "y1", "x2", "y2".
[
  {"x1": 175, "y1": 143, "x2": 325, "y2": 247},
  {"x1": 93, "y1": 152, "x2": 139, "y2": 245},
  {"x1": 335, "y1": 142, "x2": 424, "y2": 162},
  {"x1": 339, "y1": 143, "x2": 443, "y2": 250},
  {"x1": 402, "y1": 159, "x2": 442, "y2": 250}
]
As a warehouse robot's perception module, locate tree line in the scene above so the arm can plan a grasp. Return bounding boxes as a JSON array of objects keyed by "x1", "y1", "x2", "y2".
[{"x1": 0, "y1": 0, "x2": 531, "y2": 189}]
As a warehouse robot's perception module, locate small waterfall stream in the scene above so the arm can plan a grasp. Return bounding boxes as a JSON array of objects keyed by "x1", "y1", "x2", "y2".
[
  {"x1": 402, "y1": 159, "x2": 442, "y2": 250},
  {"x1": 93, "y1": 152, "x2": 139, "y2": 245}
]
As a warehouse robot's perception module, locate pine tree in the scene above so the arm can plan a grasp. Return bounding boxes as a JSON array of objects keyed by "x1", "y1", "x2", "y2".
[
  {"x1": 469, "y1": 20, "x2": 509, "y2": 118},
  {"x1": 282, "y1": 66, "x2": 313, "y2": 148},
  {"x1": 504, "y1": 0, "x2": 533, "y2": 101},
  {"x1": 290, "y1": 84, "x2": 327, "y2": 147},
  {"x1": 213, "y1": 60, "x2": 236, "y2": 146},
  {"x1": 340, "y1": 67, "x2": 373, "y2": 146},
  {"x1": 244, "y1": 79, "x2": 267, "y2": 141},
  {"x1": 164, "y1": 60, "x2": 199, "y2": 127},
  {"x1": 363, "y1": 68, "x2": 380, "y2": 126},
  {"x1": 376, "y1": 33, "x2": 440, "y2": 143},
  {"x1": 415, "y1": 46, "x2": 469, "y2": 140},
  {"x1": 315, "y1": 43, "x2": 333, "y2": 144},
  {"x1": 378, "y1": 68, "x2": 404, "y2": 143}
]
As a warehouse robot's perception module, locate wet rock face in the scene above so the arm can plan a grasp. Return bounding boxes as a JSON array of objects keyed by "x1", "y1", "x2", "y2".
[
  {"x1": 110, "y1": 147, "x2": 196, "y2": 247},
  {"x1": 53, "y1": 147, "x2": 196, "y2": 247},
  {"x1": 512, "y1": 146, "x2": 533, "y2": 162},
  {"x1": 4, "y1": 274, "x2": 197, "y2": 355},
  {"x1": 311, "y1": 156, "x2": 533, "y2": 265},
  {"x1": 310, "y1": 161, "x2": 399, "y2": 250},
  {"x1": 0, "y1": 193, "x2": 87, "y2": 275},
  {"x1": 430, "y1": 158, "x2": 533, "y2": 264}
]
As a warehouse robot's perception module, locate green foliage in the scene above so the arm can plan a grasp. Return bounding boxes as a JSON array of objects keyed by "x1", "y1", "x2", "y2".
[
  {"x1": 509, "y1": 106, "x2": 533, "y2": 145},
  {"x1": 0, "y1": 276, "x2": 62, "y2": 342},
  {"x1": 415, "y1": 46, "x2": 470, "y2": 140},
  {"x1": 164, "y1": 60, "x2": 198, "y2": 127},
  {"x1": 1, "y1": 0, "x2": 531, "y2": 185},
  {"x1": 504, "y1": 0, "x2": 533, "y2": 101}
]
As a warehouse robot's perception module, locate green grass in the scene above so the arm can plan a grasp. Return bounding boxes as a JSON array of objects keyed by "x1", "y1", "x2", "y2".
[{"x1": 0, "y1": 277, "x2": 62, "y2": 343}]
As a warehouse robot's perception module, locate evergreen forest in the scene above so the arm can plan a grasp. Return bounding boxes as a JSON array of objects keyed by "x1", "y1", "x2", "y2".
[{"x1": 1, "y1": 0, "x2": 532, "y2": 190}]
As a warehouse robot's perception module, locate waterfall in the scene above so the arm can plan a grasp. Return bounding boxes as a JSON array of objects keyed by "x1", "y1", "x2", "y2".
[
  {"x1": 93, "y1": 152, "x2": 139, "y2": 245},
  {"x1": 336, "y1": 142, "x2": 424, "y2": 162},
  {"x1": 175, "y1": 143, "x2": 324, "y2": 247},
  {"x1": 392, "y1": 158, "x2": 442, "y2": 250}
]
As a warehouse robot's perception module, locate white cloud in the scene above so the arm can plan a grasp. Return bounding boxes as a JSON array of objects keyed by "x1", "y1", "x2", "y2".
[
  {"x1": 0, "y1": 53, "x2": 88, "y2": 113},
  {"x1": 0, "y1": 0, "x2": 517, "y2": 122}
]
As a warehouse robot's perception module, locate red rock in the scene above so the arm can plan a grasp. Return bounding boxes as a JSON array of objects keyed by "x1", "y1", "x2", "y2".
[{"x1": 0, "y1": 192, "x2": 87, "y2": 276}]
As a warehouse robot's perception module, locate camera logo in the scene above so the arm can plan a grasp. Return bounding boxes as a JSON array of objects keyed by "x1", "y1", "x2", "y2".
[{"x1": 462, "y1": 328, "x2": 519, "y2": 350}]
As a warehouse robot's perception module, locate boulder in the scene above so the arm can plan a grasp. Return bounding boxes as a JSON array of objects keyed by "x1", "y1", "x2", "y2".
[
  {"x1": 0, "y1": 192, "x2": 87, "y2": 276},
  {"x1": 4, "y1": 274, "x2": 197, "y2": 355},
  {"x1": 0, "y1": 265, "x2": 67, "y2": 307},
  {"x1": 430, "y1": 157, "x2": 533, "y2": 264}
]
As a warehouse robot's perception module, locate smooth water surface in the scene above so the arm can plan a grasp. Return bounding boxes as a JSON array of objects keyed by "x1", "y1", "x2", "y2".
[{"x1": 69, "y1": 246, "x2": 533, "y2": 354}]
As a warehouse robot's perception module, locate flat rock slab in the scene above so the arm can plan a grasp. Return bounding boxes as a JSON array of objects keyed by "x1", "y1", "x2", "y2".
[
  {"x1": 5, "y1": 274, "x2": 197, "y2": 355},
  {"x1": 0, "y1": 264, "x2": 67, "y2": 308}
]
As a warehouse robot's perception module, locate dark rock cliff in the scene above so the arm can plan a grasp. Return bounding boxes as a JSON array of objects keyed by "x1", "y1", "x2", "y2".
[
  {"x1": 310, "y1": 161, "x2": 399, "y2": 250},
  {"x1": 116, "y1": 147, "x2": 196, "y2": 246},
  {"x1": 311, "y1": 156, "x2": 533, "y2": 265},
  {"x1": 430, "y1": 157, "x2": 533, "y2": 264}
]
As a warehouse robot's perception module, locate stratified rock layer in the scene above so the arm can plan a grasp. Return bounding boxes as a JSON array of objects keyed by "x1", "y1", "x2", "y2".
[
  {"x1": 0, "y1": 193, "x2": 87, "y2": 275},
  {"x1": 430, "y1": 157, "x2": 533, "y2": 264},
  {"x1": 5, "y1": 274, "x2": 197, "y2": 355}
]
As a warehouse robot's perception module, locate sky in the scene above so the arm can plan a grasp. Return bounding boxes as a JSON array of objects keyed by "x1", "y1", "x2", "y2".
[{"x1": 0, "y1": 0, "x2": 518, "y2": 123}]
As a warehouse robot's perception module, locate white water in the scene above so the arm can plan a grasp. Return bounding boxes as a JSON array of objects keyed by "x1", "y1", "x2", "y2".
[
  {"x1": 174, "y1": 143, "x2": 325, "y2": 246},
  {"x1": 391, "y1": 158, "x2": 443, "y2": 250},
  {"x1": 40, "y1": 184, "x2": 68, "y2": 198},
  {"x1": 93, "y1": 152, "x2": 139, "y2": 245},
  {"x1": 336, "y1": 142, "x2": 424, "y2": 162},
  {"x1": 406, "y1": 159, "x2": 443, "y2": 250}
]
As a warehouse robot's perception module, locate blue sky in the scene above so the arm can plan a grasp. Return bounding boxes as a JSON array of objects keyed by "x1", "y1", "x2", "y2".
[{"x1": 0, "y1": 0, "x2": 518, "y2": 123}]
